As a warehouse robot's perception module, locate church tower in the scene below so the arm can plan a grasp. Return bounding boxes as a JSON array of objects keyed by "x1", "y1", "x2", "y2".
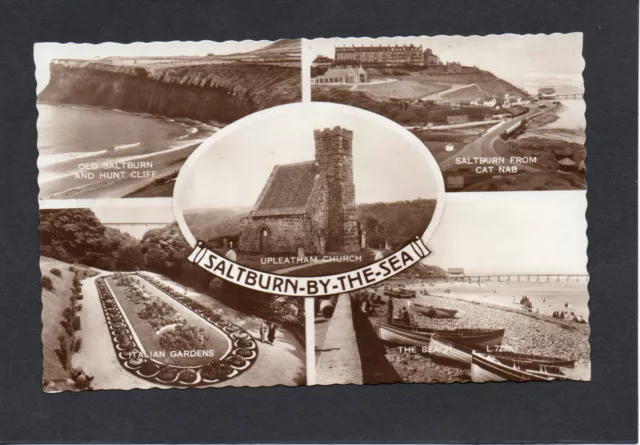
[{"x1": 314, "y1": 126, "x2": 360, "y2": 252}]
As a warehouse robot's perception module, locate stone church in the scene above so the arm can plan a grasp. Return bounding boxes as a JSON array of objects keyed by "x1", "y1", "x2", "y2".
[{"x1": 238, "y1": 126, "x2": 362, "y2": 256}]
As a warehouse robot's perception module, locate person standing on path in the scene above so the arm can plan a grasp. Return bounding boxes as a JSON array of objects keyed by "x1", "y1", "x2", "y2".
[
  {"x1": 267, "y1": 322, "x2": 277, "y2": 345},
  {"x1": 260, "y1": 321, "x2": 268, "y2": 343}
]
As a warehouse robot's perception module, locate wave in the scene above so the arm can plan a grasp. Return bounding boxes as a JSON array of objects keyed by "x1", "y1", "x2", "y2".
[
  {"x1": 111, "y1": 142, "x2": 141, "y2": 151},
  {"x1": 38, "y1": 138, "x2": 206, "y2": 184},
  {"x1": 39, "y1": 142, "x2": 142, "y2": 168}
]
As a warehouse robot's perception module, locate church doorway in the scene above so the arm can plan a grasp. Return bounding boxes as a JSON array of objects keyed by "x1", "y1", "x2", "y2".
[
  {"x1": 317, "y1": 235, "x2": 326, "y2": 254},
  {"x1": 259, "y1": 226, "x2": 271, "y2": 254}
]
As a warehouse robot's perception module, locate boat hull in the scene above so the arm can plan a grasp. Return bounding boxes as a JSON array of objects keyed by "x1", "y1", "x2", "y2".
[
  {"x1": 412, "y1": 305, "x2": 458, "y2": 318},
  {"x1": 378, "y1": 322, "x2": 432, "y2": 346},
  {"x1": 471, "y1": 352, "x2": 566, "y2": 382},
  {"x1": 378, "y1": 322, "x2": 505, "y2": 348},
  {"x1": 431, "y1": 336, "x2": 576, "y2": 368},
  {"x1": 384, "y1": 289, "x2": 415, "y2": 299}
]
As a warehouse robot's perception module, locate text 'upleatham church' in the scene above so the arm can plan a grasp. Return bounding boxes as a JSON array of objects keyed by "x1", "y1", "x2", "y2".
[{"x1": 238, "y1": 126, "x2": 362, "y2": 256}]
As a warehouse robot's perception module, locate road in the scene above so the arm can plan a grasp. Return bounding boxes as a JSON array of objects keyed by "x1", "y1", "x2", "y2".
[
  {"x1": 421, "y1": 82, "x2": 476, "y2": 101},
  {"x1": 440, "y1": 103, "x2": 558, "y2": 172}
]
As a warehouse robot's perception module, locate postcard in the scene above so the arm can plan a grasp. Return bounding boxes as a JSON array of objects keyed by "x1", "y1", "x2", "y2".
[{"x1": 38, "y1": 35, "x2": 588, "y2": 392}]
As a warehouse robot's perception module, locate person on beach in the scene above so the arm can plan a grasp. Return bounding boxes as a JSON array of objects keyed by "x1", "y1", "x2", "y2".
[
  {"x1": 260, "y1": 321, "x2": 268, "y2": 343},
  {"x1": 267, "y1": 322, "x2": 277, "y2": 345},
  {"x1": 401, "y1": 307, "x2": 411, "y2": 324}
]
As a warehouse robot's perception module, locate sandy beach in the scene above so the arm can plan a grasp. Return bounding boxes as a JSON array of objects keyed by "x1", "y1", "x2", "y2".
[{"x1": 37, "y1": 104, "x2": 217, "y2": 199}]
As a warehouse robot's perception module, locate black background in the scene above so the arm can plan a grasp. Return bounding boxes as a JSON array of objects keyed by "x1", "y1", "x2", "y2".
[{"x1": 0, "y1": 0, "x2": 637, "y2": 442}]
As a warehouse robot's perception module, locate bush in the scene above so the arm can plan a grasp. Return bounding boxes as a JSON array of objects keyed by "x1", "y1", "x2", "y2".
[
  {"x1": 50, "y1": 268, "x2": 62, "y2": 277},
  {"x1": 201, "y1": 361, "x2": 232, "y2": 380},
  {"x1": 68, "y1": 266, "x2": 76, "y2": 272},
  {"x1": 55, "y1": 336, "x2": 68, "y2": 370},
  {"x1": 236, "y1": 348, "x2": 253, "y2": 358},
  {"x1": 235, "y1": 338, "x2": 254, "y2": 348},
  {"x1": 70, "y1": 368, "x2": 94, "y2": 390},
  {"x1": 159, "y1": 324, "x2": 208, "y2": 351},
  {"x1": 179, "y1": 369, "x2": 198, "y2": 383},
  {"x1": 139, "y1": 361, "x2": 159, "y2": 376},
  {"x1": 73, "y1": 316, "x2": 81, "y2": 331},
  {"x1": 41, "y1": 276, "x2": 54, "y2": 291},
  {"x1": 157, "y1": 367, "x2": 178, "y2": 382},
  {"x1": 60, "y1": 319, "x2": 73, "y2": 336},
  {"x1": 138, "y1": 298, "x2": 178, "y2": 320},
  {"x1": 73, "y1": 337, "x2": 82, "y2": 353},
  {"x1": 226, "y1": 355, "x2": 246, "y2": 367}
]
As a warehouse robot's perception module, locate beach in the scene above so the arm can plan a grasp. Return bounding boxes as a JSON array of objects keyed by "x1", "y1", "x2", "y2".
[
  {"x1": 37, "y1": 104, "x2": 217, "y2": 199},
  {"x1": 364, "y1": 279, "x2": 590, "y2": 384},
  {"x1": 521, "y1": 100, "x2": 586, "y2": 146}
]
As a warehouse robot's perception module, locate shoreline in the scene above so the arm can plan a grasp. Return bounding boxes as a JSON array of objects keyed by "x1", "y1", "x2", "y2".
[
  {"x1": 38, "y1": 102, "x2": 219, "y2": 199},
  {"x1": 36, "y1": 100, "x2": 227, "y2": 129},
  {"x1": 361, "y1": 288, "x2": 590, "y2": 384}
]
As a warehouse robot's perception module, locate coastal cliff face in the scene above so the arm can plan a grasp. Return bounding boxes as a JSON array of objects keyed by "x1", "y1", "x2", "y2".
[{"x1": 38, "y1": 60, "x2": 301, "y2": 124}]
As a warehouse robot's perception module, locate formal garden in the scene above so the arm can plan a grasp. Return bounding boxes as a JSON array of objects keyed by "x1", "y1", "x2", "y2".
[{"x1": 96, "y1": 273, "x2": 258, "y2": 387}]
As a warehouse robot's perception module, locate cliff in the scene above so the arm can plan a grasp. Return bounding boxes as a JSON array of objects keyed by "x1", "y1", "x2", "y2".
[{"x1": 38, "y1": 52, "x2": 301, "y2": 124}]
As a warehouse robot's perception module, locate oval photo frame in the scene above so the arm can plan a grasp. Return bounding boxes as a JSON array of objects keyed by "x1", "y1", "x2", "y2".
[{"x1": 173, "y1": 102, "x2": 446, "y2": 297}]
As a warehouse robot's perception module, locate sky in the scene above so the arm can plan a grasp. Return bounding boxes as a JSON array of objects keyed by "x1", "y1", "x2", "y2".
[
  {"x1": 422, "y1": 191, "x2": 588, "y2": 275},
  {"x1": 34, "y1": 40, "x2": 272, "y2": 93},
  {"x1": 307, "y1": 33, "x2": 584, "y2": 93},
  {"x1": 176, "y1": 103, "x2": 441, "y2": 211}
]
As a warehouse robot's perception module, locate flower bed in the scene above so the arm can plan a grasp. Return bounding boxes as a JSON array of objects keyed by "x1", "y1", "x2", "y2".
[{"x1": 95, "y1": 275, "x2": 259, "y2": 388}]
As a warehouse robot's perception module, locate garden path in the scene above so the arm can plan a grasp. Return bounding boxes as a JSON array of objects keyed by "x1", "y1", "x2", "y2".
[
  {"x1": 145, "y1": 273, "x2": 306, "y2": 387},
  {"x1": 72, "y1": 273, "x2": 162, "y2": 390}
]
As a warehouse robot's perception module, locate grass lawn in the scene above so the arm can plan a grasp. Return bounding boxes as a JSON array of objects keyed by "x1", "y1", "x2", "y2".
[
  {"x1": 442, "y1": 84, "x2": 488, "y2": 101},
  {"x1": 357, "y1": 79, "x2": 450, "y2": 100},
  {"x1": 41, "y1": 257, "x2": 96, "y2": 382}
]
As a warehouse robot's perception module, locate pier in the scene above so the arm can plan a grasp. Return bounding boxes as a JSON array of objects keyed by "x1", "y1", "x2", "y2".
[{"x1": 443, "y1": 274, "x2": 589, "y2": 284}]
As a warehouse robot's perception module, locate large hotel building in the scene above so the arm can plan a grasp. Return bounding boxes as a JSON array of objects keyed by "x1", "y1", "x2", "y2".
[{"x1": 335, "y1": 44, "x2": 441, "y2": 66}]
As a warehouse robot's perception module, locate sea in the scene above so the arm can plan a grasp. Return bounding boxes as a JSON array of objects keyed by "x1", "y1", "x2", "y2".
[
  {"x1": 523, "y1": 80, "x2": 586, "y2": 132},
  {"x1": 37, "y1": 104, "x2": 217, "y2": 198},
  {"x1": 410, "y1": 280, "x2": 590, "y2": 319}
]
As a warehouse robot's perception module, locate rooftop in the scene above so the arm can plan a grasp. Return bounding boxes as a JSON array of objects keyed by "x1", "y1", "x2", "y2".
[{"x1": 252, "y1": 161, "x2": 322, "y2": 217}]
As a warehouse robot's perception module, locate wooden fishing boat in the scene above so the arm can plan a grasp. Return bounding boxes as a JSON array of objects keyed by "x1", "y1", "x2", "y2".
[
  {"x1": 412, "y1": 303, "x2": 458, "y2": 318},
  {"x1": 384, "y1": 288, "x2": 415, "y2": 299},
  {"x1": 471, "y1": 352, "x2": 568, "y2": 382},
  {"x1": 377, "y1": 321, "x2": 505, "y2": 348},
  {"x1": 430, "y1": 335, "x2": 576, "y2": 368}
]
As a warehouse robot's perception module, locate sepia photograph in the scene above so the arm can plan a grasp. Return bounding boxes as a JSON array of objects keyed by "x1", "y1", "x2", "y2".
[
  {"x1": 308, "y1": 34, "x2": 586, "y2": 192},
  {"x1": 36, "y1": 39, "x2": 302, "y2": 199},
  {"x1": 40, "y1": 202, "x2": 306, "y2": 392},
  {"x1": 313, "y1": 191, "x2": 589, "y2": 385},
  {"x1": 174, "y1": 102, "x2": 445, "y2": 279}
]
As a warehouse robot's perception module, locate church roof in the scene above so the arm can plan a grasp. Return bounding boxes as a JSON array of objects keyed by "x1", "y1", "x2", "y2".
[{"x1": 252, "y1": 161, "x2": 322, "y2": 217}]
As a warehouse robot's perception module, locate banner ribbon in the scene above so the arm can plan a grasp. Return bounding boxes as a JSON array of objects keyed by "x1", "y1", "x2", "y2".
[{"x1": 186, "y1": 237, "x2": 430, "y2": 297}]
